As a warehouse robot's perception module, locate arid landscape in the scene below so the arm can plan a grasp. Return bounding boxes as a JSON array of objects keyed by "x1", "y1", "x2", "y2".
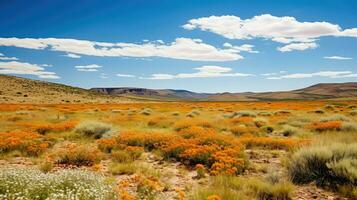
[
  {"x1": 1, "y1": 1, "x2": 357, "y2": 199},
  {"x1": 0, "y1": 76, "x2": 357, "y2": 199}
]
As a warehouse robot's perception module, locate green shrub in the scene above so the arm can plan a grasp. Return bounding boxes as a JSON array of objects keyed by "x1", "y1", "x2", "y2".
[
  {"x1": 111, "y1": 150, "x2": 132, "y2": 163},
  {"x1": 108, "y1": 162, "x2": 137, "y2": 175},
  {"x1": 320, "y1": 114, "x2": 350, "y2": 122},
  {"x1": 53, "y1": 144, "x2": 103, "y2": 167},
  {"x1": 75, "y1": 121, "x2": 112, "y2": 139},
  {"x1": 258, "y1": 112, "x2": 272, "y2": 117},
  {"x1": 311, "y1": 109, "x2": 325, "y2": 114},
  {"x1": 0, "y1": 168, "x2": 118, "y2": 199},
  {"x1": 274, "y1": 110, "x2": 291, "y2": 115},
  {"x1": 140, "y1": 108, "x2": 153, "y2": 116},
  {"x1": 349, "y1": 111, "x2": 357, "y2": 116},
  {"x1": 288, "y1": 144, "x2": 357, "y2": 187},
  {"x1": 261, "y1": 126, "x2": 274, "y2": 133},
  {"x1": 236, "y1": 110, "x2": 256, "y2": 117},
  {"x1": 281, "y1": 125, "x2": 298, "y2": 137},
  {"x1": 186, "y1": 110, "x2": 200, "y2": 117},
  {"x1": 341, "y1": 122, "x2": 357, "y2": 132},
  {"x1": 190, "y1": 176, "x2": 294, "y2": 200}
]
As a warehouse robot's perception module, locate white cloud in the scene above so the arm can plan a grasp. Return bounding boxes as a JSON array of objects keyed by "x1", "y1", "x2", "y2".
[
  {"x1": 266, "y1": 71, "x2": 356, "y2": 79},
  {"x1": 143, "y1": 74, "x2": 175, "y2": 80},
  {"x1": 223, "y1": 43, "x2": 259, "y2": 53},
  {"x1": 277, "y1": 42, "x2": 317, "y2": 52},
  {"x1": 75, "y1": 64, "x2": 102, "y2": 72},
  {"x1": 144, "y1": 65, "x2": 253, "y2": 80},
  {"x1": 261, "y1": 71, "x2": 286, "y2": 76},
  {"x1": 183, "y1": 14, "x2": 357, "y2": 51},
  {"x1": 100, "y1": 73, "x2": 108, "y2": 79},
  {"x1": 324, "y1": 56, "x2": 352, "y2": 60},
  {"x1": 0, "y1": 61, "x2": 59, "y2": 79},
  {"x1": 116, "y1": 73, "x2": 135, "y2": 78},
  {"x1": 63, "y1": 53, "x2": 81, "y2": 58},
  {"x1": 0, "y1": 56, "x2": 18, "y2": 60},
  {"x1": 0, "y1": 52, "x2": 18, "y2": 60},
  {"x1": 0, "y1": 37, "x2": 246, "y2": 61}
]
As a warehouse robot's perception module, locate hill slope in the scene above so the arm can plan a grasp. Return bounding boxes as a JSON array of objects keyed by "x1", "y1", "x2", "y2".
[
  {"x1": 93, "y1": 82, "x2": 357, "y2": 101},
  {"x1": 0, "y1": 75, "x2": 134, "y2": 103},
  {"x1": 1, "y1": 75, "x2": 356, "y2": 103},
  {"x1": 90, "y1": 87, "x2": 211, "y2": 101}
]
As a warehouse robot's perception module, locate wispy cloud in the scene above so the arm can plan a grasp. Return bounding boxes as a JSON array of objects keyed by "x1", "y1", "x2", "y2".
[
  {"x1": 183, "y1": 14, "x2": 357, "y2": 52},
  {"x1": 266, "y1": 71, "x2": 356, "y2": 79},
  {"x1": 143, "y1": 66, "x2": 253, "y2": 80},
  {"x1": 100, "y1": 73, "x2": 108, "y2": 79},
  {"x1": 324, "y1": 56, "x2": 352, "y2": 60},
  {"x1": 0, "y1": 61, "x2": 59, "y2": 79},
  {"x1": 63, "y1": 53, "x2": 81, "y2": 58},
  {"x1": 116, "y1": 74, "x2": 135, "y2": 78},
  {"x1": 75, "y1": 64, "x2": 102, "y2": 72},
  {"x1": 0, "y1": 37, "x2": 251, "y2": 61},
  {"x1": 0, "y1": 52, "x2": 18, "y2": 61}
]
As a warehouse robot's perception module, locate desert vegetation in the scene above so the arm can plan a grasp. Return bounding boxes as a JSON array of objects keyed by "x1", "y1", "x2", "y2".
[{"x1": 0, "y1": 101, "x2": 356, "y2": 199}]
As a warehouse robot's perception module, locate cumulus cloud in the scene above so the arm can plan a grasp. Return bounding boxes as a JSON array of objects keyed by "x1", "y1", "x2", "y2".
[
  {"x1": 324, "y1": 56, "x2": 352, "y2": 60},
  {"x1": 0, "y1": 37, "x2": 248, "y2": 61},
  {"x1": 75, "y1": 64, "x2": 102, "y2": 72},
  {"x1": 0, "y1": 61, "x2": 59, "y2": 79},
  {"x1": 266, "y1": 71, "x2": 356, "y2": 79},
  {"x1": 183, "y1": 14, "x2": 357, "y2": 51},
  {"x1": 63, "y1": 53, "x2": 81, "y2": 58},
  {"x1": 277, "y1": 42, "x2": 318, "y2": 52},
  {"x1": 116, "y1": 73, "x2": 135, "y2": 78},
  {"x1": 143, "y1": 65, "x2": 253, "y2": 80}
]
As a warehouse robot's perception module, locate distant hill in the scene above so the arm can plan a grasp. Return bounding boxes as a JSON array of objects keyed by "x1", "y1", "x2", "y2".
[
  {"x1": 92, "y1": 82, "x2": 357, "y2": 101},
  {"x1": 1, "y1": 74, "x2": 356, "y2": 103},
  {"x1": 90, "y1": 87, "x2": 211, "y2": 101},
  {"x1": 0, "y1": 75, "x2": 134, "y2": 103}
]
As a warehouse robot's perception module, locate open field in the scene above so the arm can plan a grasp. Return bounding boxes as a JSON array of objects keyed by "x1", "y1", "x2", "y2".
[{"x1": 0, "y1": 101, "x2": 357, "y2": 200}]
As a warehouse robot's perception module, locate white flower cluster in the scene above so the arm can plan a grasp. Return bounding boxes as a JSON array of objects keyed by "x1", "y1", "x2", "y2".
[{"x1": 0, "y1": 168, "x2": 118, "y2": 200}]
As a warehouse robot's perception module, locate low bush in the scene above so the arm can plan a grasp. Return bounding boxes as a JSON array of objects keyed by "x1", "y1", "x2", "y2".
[
  {"x1": 261, "y1": 126, "x2": 274, "y2": 134},
  {"x1": 0, "y1": 131, "x2": 53, "y2": 156},
  {"x1": 140, "y1": 108, "x2": 153, "y2": 116},
  {"x1": 310, "y1": 121, "x2": 342, "y2": 132},
  {"x1": 281, "y1": 125, "x2": 298, "y2": 137},
  {"x1": 191, "y1": 176, "x2": 294, "y2": 200},
  {"x1": 52, "y1": 143, "x2": 103, "y2": 166},
  {"x1": 274, "y1": 110, "x2": 291, "y2": 115},
  {"x1": 349, "y1": 111, "x2": 357, "y2": 116},
  {"x1": 287, "y1": 143, "x2": 357, "y2": 188},
  {"x1": 320, "y1": 114, "x2": 350, "y2": 122},
  {"x1": 75, "y1": 121, "x2": 112, "y2": 139},
  {"x1": 0, "y1": 168, "x2": 118, "y2": 199},
  {"x1": 108, "y1": 162, "x2": 137, "y2": 175}
]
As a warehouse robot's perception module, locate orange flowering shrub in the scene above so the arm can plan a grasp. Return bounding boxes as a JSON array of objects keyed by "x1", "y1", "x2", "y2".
[
  {"x1": 97, "y1": 138, "x2": 117, "y2": 153},
  {"x1": 50, "y1": 143, "x2": 103, "y2": 166},
  {"x1": 309, "y1": 121, "x2": 342, "y2": 132},
  {"x1": 207, "y1": 195, "x2": 221, "y2": 200},
  {"x1": 19, "y1": 120, "x2": 78, "y2": 135},
  {"x1": 112, "y1": 129, "x2": 248, "y2": 175},
  {"x1": 0, "y1": 131, "x2": 53, "y2": 156},
  {"x1": 239, "y1": 134, "x2": 309, "y2": 150},
  {"x1": 173, "y1": 119, "x2": 213, "y2": 131}
]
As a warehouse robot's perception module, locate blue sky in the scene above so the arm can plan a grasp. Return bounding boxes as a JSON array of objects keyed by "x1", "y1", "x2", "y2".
[{"x1": 0, "y1": 0, "x2": 356, "y2": 93}]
